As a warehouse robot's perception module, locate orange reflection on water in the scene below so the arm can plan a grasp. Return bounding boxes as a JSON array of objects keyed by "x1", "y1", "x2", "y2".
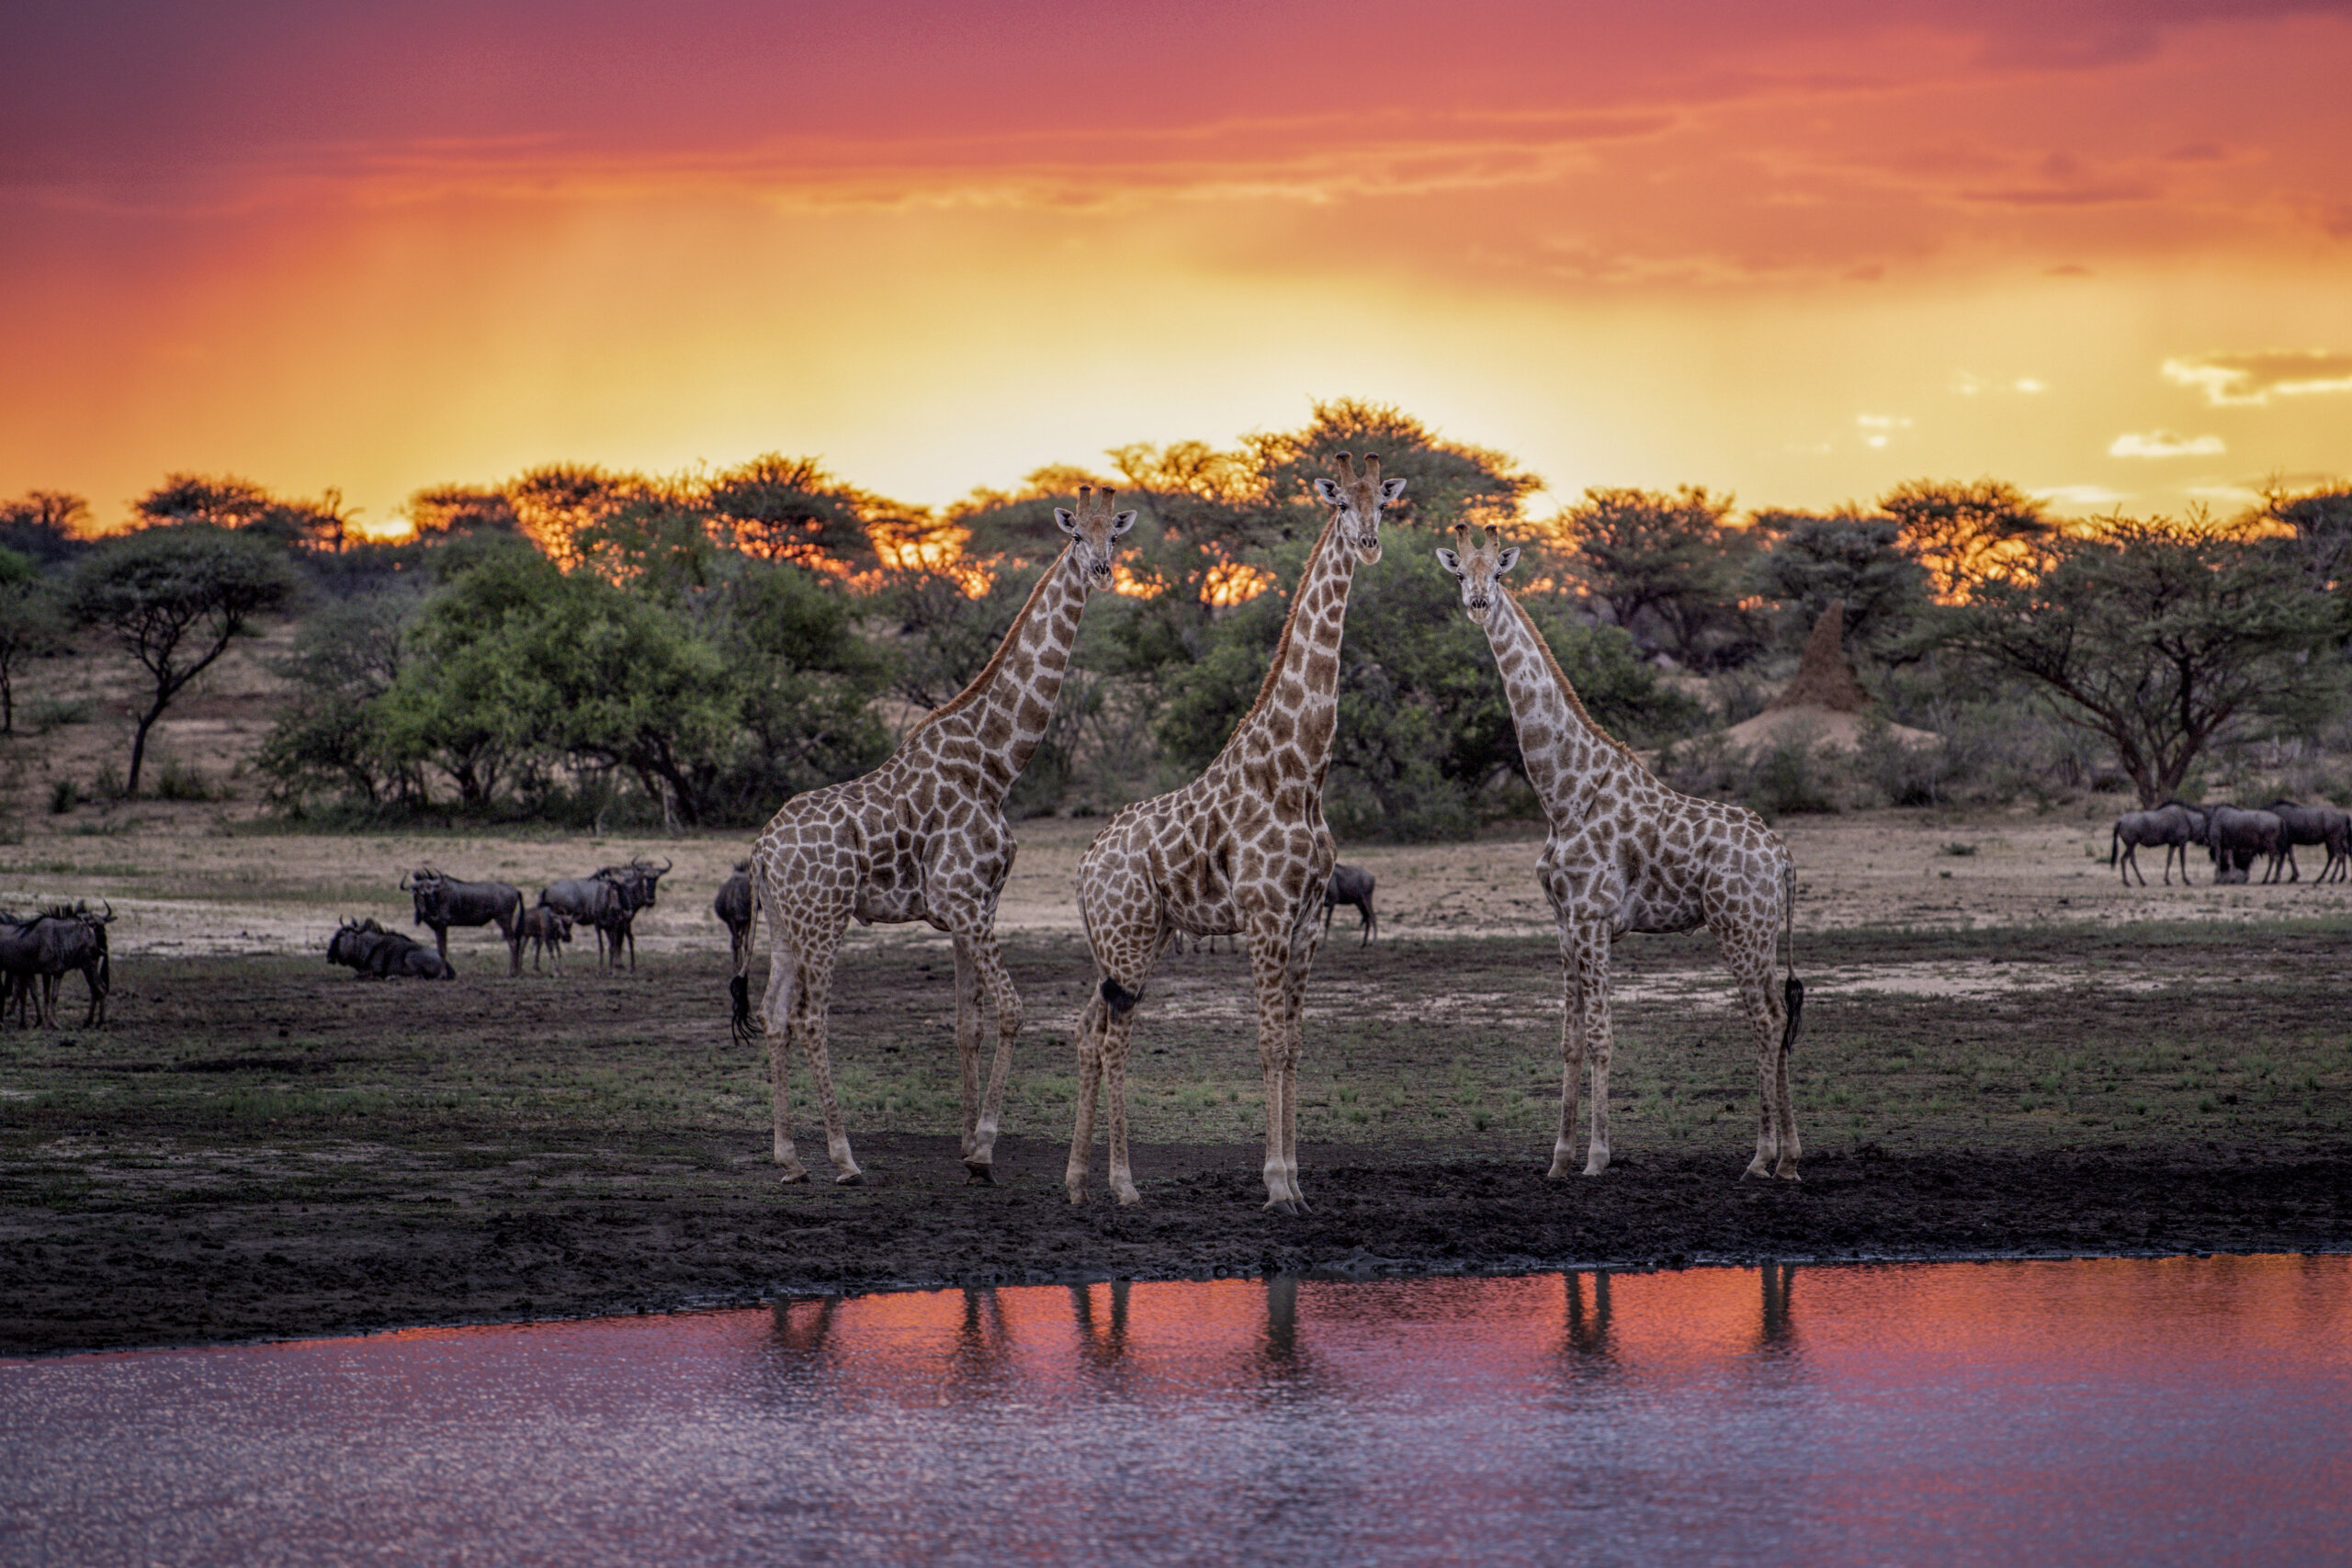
[{"x1": 761, "y1": 1253, "x2": 2352, "y2": 1414}]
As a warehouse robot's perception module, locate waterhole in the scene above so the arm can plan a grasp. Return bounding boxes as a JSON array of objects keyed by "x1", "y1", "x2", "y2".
[{"x1": 3, "y1": 1255, "x2": 2345, "y2": 1565}]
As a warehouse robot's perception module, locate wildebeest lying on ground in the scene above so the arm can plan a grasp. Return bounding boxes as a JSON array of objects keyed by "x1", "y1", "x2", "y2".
[
  {"x1": 2264, "y1": 800, "x2": 2352, "y2": 884},
  {"x1": 2109, "y1": 801, "x2": 2209, "y2": 886},
  {"x1": 516, "y1": 905, "x2": 573, "y2": 974},
  {"x1": 713, "y1": 862, "x2": 752, "y2": 967},
  {"x1": 1323, "y1": 863, "x2": 1379, "y2": 945},
  {"x1": 401, "y1": 868, "x2": 525, "y2": 976},
  {"x1": 540, "y1": 858, "x2": 671, "y2": 972},
  {"x1": 0, "y1": 901, "x2": 113, "y2": 1028},
  {"x1": 328, "y1": 918, "x2": 455, "y2": 980},
  {"x1": 2205, "y1": 806, "x2": 2285, "y2": 885}
]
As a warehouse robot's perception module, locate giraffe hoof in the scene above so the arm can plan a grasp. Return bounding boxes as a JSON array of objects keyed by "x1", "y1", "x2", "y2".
[
  {"x1": 779, "y1": 1168, "x2": 811, "y2": 1185},
  {"x1": 963, "y1": 1162, "x2": 996, "y2": 1186},
  {"x1": 833, "y1": 1170, "x2": 865, "y2": 1187}
]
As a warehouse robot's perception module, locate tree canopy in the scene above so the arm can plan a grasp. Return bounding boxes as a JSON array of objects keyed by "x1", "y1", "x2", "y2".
[
  {"x1": 1933, "y1": 517, "x2": 2345, "y2": 805},
  {"x1": 68, "y1": 525, "x2": 303, "y2": 794}
]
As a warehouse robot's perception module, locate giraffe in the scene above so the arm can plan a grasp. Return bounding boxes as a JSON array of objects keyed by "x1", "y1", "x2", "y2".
[
  {"x1": 1434, "y1": 525, "x2": 1805, "y2": 1180},
  {"x1": 729, "y1": 488, "x2": 1137, "y2": 1185},
  {"x1": 1064, "y1": 452, "x2": 1407, "y2": 1212}
]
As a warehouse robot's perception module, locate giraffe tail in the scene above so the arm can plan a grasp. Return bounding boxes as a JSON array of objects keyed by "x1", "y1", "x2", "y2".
[
  {"x1": 1781, "y1": 859, "x2": 1804, "y2": 1055},
  {"x1": 729, "y1": 870, "x2": 761, "y2": 1050}
]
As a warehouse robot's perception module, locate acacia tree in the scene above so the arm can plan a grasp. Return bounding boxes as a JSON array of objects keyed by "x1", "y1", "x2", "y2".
[
  {"x1": 0, "y1": 546, "x2": 62, "y2": 735},
  {"x1": 0, "y1": 491, "x2": 93, "y2": 567},
  {"x1": 68, "y1": 525, "x2": 301, "y2": 794},
  {"x1": 1880, "y1": 477, "x2": 2052, "y2": 599},
  {"x1": 1748, "y1": 509, "x2": 1928, "y2": 658},
  {"x1": 1935, "y1": 518, "x2": 2345, "y2": 805},
  {"x1": 1555, "y1": 485, "x2": 1757, "y2": 666}
]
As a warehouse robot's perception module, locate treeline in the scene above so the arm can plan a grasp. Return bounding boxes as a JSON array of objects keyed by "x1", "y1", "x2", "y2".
[{"x1": 4, "y1": 400, "x2": 2348, "y2": 833}]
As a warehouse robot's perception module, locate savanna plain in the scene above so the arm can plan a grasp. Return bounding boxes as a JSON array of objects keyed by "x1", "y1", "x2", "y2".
[{"x1": 3, "y1": 785, "x2": 2348, "y2": 1357}]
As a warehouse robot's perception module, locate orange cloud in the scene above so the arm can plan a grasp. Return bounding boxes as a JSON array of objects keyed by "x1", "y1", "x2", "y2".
[{"x1": 3, "y1": 3, "x2": 2348, "y2": 527}]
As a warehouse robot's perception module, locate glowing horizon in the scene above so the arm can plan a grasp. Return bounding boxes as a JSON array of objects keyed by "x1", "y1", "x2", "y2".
[{"x1": 5, "y1": 2, "x2": 2348, "y2": 535}]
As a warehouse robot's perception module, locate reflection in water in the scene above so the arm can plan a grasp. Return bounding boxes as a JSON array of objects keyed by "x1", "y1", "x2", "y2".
[{"x1": 4, "y1": 1256, "x2": 2347, "y2": 1566}]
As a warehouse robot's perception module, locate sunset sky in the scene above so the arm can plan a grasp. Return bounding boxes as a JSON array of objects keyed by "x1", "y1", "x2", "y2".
[{"x1": 6, "y1": 1, "x2": 2350, "y2": 536}]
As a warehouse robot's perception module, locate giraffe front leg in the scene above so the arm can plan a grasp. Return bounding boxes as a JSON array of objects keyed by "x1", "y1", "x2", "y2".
[
  {"x1": 1065, "y1": 994, "x2": 1107, "y2": 1204},
  {"x1": 950, "y1": 935, "x2": 987, "y2": 1171},
  {"x1": 1247, "y1": 919, "x2": 1302, "y2": 1213},
  {"x1": 1547, "y1": 924, "x2": 1590, "y2": 1179},
  {"x1": 1273, "y1": 909, "x2": 1326, "y2": 1210},
  {"x1": 1581, "y1": 936, "x2": 1616, "y2": 1178},
  {"x1": 965, "y1": 932, "x2": 1023, "y2": 1184}
]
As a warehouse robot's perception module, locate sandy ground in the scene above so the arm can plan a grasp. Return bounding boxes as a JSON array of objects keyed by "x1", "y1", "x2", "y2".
[
  {"x1": 7, "y1": 617, "x2": 2346, "y2": 964},
  {"x1": 3, "y1": 805, "x2": 2346, "y2": 972}
]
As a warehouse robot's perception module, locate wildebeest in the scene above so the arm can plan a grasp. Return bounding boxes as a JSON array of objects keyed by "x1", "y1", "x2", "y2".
[
  {"x1": 2263, "y1": 800, "x2": 2352, "y2": 884},
  {"x1": 0, "y1": 902, "x2": 112, "y2": 1028},
  {"x1": 517, "y1": 905, "x2": 573, "y2": 974},
  {"x1": 401, "y1": 868, "x2": 525, "y2": 976},
  {"x1": 328, "y1": 917, "x2": 455, "y2": 979},
  {"x1": 2109, "y1": 801, "x2": 2208, "y2": 886},
  {"x1": 2205, "y1": 807, "x2": 2285, "y2": 885},
  {"x1": 541, "y1": 857, "x2": 670, "y2": 972},
  {"x1": 1322, "y1": 863, "x2": 1378, "y2": 946},
  {"x1": 713, "y1": 861, "x2": 752, "y2": 967}
]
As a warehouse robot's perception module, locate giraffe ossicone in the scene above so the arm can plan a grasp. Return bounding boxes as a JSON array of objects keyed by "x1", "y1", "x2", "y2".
[
  {"x1": 1065, "y1": 451, "x2": 1405, "y2": 1213},
  {"x1": 1438, "y1": 525, "x2": 1806, "y2": 1181},
  {"x1": 730, "y1": 487, "x2": 1136, "y2": 1186}
]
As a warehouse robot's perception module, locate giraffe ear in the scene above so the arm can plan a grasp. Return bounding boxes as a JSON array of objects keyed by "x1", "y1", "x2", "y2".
[
  {"x1": 1311, "y1": 477, "x2": 1344, "y2": 506},
  {"x1": 1497, "y1": 546, "x2": 1521, "y2": 573},
  {"x1": 1112, "y1": 509, "x2": 1138, "y2": 536},
  {"x1": 1377, "y1": 477, "x2": 1408, "y2": 502},
  {"x1": 1434, "y1": 547, "x2": 1463, "y2": 576},
  {"x1": 1054, "y1": 508, "x2": 1079, "y2": 537}
]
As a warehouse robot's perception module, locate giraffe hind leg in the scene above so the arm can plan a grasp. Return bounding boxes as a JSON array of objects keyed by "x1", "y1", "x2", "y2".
[
  {"x1": 1064, "y1": 992, "x2": 1108, "y2": 1203},
  {"x1": 965, "y1": 931, "x2": 1023, "y2": 1184}
]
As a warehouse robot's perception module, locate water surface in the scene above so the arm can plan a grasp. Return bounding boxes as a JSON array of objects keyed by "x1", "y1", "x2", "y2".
[{"x1": 4, "y1": 1255, "x2": 2346, "y2": 1565}]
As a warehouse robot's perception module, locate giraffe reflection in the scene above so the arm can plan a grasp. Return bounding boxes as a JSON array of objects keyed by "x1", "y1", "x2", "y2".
[
  {"x1": 1069, "y1": 1280, "x2": 1131, "y2": 1374},
  {"x1": 948, "y1": 1288, "x2": 1017, "y2": 1392},
  {"x1": 1561, "y1": 1269, "x2": 1615, "y2": 1363},
  {"x1": 1757, "y1": 1262, "x2": 1797, "y2": 1355},
  {"x1": 769, "y1": 1296, "x2": 840, "y2": 1358}
]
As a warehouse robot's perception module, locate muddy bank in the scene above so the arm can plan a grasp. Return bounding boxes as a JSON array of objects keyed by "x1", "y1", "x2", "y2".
[
  {"x1": 4, "y1": 1134, "x2": 2346, "y2": 1356},
  {"x1": 2, "y1": 925, "x2": 2347, "y2": 1356}
]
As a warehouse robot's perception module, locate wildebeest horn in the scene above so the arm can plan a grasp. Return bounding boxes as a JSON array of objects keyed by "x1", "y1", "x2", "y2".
[
  {"x1": 96, "y1": 899, "x2": 113, "y2": 923},
  {"x1": 652, "y1": 858, "x2": 671, "y2": 874},
  {"x1": 400, "y1": 872, "x2": 413, "y2": 890}
]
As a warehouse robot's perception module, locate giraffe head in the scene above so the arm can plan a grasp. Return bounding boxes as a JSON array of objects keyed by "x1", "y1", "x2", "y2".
[
  {"x1": 1311, "y1": 452, "x2": 1407, "y2": 565},
  {"x1": 1434, "y1": 525, "x2": 1521, "y2": 625},
  {"x1": 1053, "y1": 486, "x2": 1140, "y2": 588}
]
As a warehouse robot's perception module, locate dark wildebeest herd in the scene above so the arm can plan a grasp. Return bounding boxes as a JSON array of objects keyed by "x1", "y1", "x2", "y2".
[
  {"x1": 326, "y1": 859, "x2": 673, "y2": 981},
  {"x1": 2110, "y1": 799, "x2": 2351, "y2": 886},
  {"x1": 331, "y1": 856, "x2": 1370, "y2": 985},
  {"x1": 0, "y1": 901, "x2": 112, "y2": 1028}
]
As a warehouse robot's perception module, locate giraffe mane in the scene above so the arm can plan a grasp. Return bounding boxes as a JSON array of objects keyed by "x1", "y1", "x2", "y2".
[
  {"x1": 1218, "y1": 504, "x2": 1344, "y2": 752},
  {"x1": 1502, "y1": 589, "x2": 1645, "y2": 771},
  {"x1": 910, "y1": 541, "x2": 1075, "y2": 735}
]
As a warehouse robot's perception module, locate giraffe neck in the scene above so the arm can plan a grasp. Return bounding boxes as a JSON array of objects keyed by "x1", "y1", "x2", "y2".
[
  {"x1": 1216, "y1": 513, "x2": 1357, "y2": 784},
  {"x1": 920, "y1": 543, "x2": 1091, "y2": 798},
  {"x1": 1484, "y1": 588, "x2": 1631, "y2": 819}
]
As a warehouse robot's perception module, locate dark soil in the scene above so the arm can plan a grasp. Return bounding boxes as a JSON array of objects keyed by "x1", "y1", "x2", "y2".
[{"x1": 3, "y1": 923, "x2": 2347, "y2": 1356}]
